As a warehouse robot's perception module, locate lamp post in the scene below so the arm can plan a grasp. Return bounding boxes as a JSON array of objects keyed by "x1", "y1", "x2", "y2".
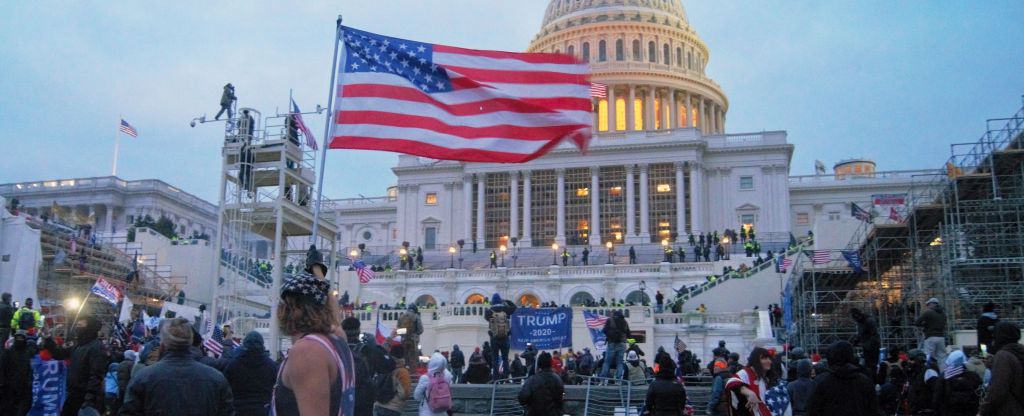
[
  {"x1": 499, "y1": 245, "x2": 507, "y2": 267},
  {"x1": 639, "y1": 280, "x2": 647, "y2": 306},
  {"x1": 721, "y1": 236, "x2": 731, "y2": 260},
  {"x1": 511, "y1": 237, "x2": 518, "y2": 268},
  {"x1": 448, "y1": 246, "x2": 456, "y2": 269},
  {"x1": 399, "y1": 248, "x2": 408, "y2": 270},
  {"x1": 552, "y1": 243, "x2": 559, "y2": 266},
  {"x1": 457, "y1": 239, "x2": 465, "y2": 269},
  {"x1": 605, "y1": 241, "x2": 614, "y2": 264},
  {"x1": 661, "y1": 239, "x2": 669, "y2": 262}
]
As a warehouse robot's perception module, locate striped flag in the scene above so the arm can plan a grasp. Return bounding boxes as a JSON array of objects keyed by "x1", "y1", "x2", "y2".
[
  {"x1": 674, "y1": 335, "x2": 686, "y2": 353},
  {"x1": 204, "y1": 321, "x2": 225, "y2": 357},
  {"x1": 330, "y1": 26, "x2": 592, "y2": 163},
  {"x1": 119, "y1": 119, "x2": 138, "y2": 138},
  {"x1": 852, "y1": 203, "x2": 872, "y2": 223},
  {"x1": 584, "y1": 311, "x2": 609, "y2": 329},
  {"x1": 290, "y1": 98, "x2": 318, "y2": 150},
  {"x1": 583, "y1": 311, "x2": 608, "y2": 352},
  {"x1": 354, "y1": 260, "x2": 375, "y2": 284},
  {"x1": 811, "y1": 250, "x2": 831, "y2": 265},
  {"x1": 90, "y1": 277, "x2": 123, "y2": 305},
  {"x1": 590, "y1": 82, "x2": 607, "y2": 98},
  {"x1": 776, "y1": 256, "x2": 794, "y2": 273}
]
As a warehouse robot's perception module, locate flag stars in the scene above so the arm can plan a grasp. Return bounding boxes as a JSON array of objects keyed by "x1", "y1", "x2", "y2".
[
  {"x1": 390, "y1": 52, "x2": 399, "y2": 60},
  {"x1": 399, "y1": 43, "x2": 408, "y2": 50},
  {"x1": 351, "y1": 62, "x2": 360, "y2": 70},
  {"x1": 416, "y1": 45, "x2": 426, "y2": 53}
]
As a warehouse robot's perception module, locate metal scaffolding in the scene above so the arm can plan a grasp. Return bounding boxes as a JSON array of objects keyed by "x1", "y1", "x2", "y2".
[{"x1": 793, "y1": 96, "x2": 1024, "y2": 354}]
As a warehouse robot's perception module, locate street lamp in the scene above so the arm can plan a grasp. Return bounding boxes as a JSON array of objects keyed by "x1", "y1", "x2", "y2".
[
  {"x1": 552, "y1": 243, "x2": 559, "y2": 265},
  {"x1": 457, "y1": 239, "x2": 465, "y2": 269},
  {"x1": 639, "y1": 280, "x2": 647, "y2": 306},
  {"x1": 605, "y1": 241, "x2": 614, "y2": 264},
  {"x1": 721, "y1": 236, "x2": 731, "y2": 260},
  {"x1": 499, "y1": 245, "x2": 507, "y2": 267},
  {"x1": 399, "y1": 248, "x2": 408, "y2": 270},
  {"x1": 448, "y1": 246, "x2": 456, "y2": 269}
]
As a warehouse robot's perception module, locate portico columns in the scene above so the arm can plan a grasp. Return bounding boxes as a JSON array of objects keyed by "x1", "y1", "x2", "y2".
[
  {"x1": 675, "y1": 162, "x2": 687, "y2": 236},
  {"x1": 638, "y1": 164, "x2": 651, "y2": 241},
  {"x1": 683, "y1": 92, "x2": 691, "y2": 128},
  {"x1": 669, "y1": 89, "x2": 678, "y2": 129},
  {"x1": 589, "y1": 166, "x2": 601, "y2": 246},
  {"x1": 462, "y1": 174, "x2": 472, "y2": 241},
  {"x1": 607, "y1": 86, "x2": 617, "y2": 131},
  {"x1": 627, "y1": 85, "x2": 636, "y2": 131},
  {"x1": 644, "y1": 87, "x2": 655, "y2": 131},
  {"x1": 521, "y1": 171, "x2": 532, "y2": 246},
  {"x1": 689, "y1": 162, "x2": 704, "y2": 234},
  {"x1": 625, "y1": 165, "x2": 636, "y2": 243},
  {"x1": 105, "y1": 204, "x2": 114, "y2": 235},
  {"x1": 476, "y1": 173, "x2": 486, "y2": 248},
  {"x1": 661, "y1": 89, "x2": 671, "y2": 130},
  {"x1": 555, "y1": 168, "x2": 566, "y2": 245},
  {"x1": 698, "y1": 98, "x2": 705, "y2": 135}
]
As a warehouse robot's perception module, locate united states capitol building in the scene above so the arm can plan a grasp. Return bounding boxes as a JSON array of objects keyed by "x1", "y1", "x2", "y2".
[{"x1": 1, "y1": 0, "x2": 937, "y2": 357}]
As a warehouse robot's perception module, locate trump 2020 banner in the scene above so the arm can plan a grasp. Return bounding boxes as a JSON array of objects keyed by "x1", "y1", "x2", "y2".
[
  {"x1": 30, "y1": 357, "x2": 66, "y2": 416},
  {"x1": 511, "y1": 307, "x2": 573, "y2": 350}
]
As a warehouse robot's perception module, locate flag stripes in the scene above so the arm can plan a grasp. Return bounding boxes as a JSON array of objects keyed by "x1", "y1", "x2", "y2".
[{"x1": 119, "y1": 119, "x2": 138, "y2": 138}]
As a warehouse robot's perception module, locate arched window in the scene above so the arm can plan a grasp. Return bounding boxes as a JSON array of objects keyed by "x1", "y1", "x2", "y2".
[
  {"x1": 632, "y1": 40, "x2": 641, "y2": 61},
  {"x1": 582, "y1": 42, "x2": 590, "y2": 62},
  {"x1": 625, "y1": 290, "x2": 651, "y2": 305},
  {"x1": 570, "y1": 291, "x2": 595, "y2": 306},
  {"x1": 663, "y1": 44, "x2": 670, "y2": 65},
  {"x1": 615, "y1": 39, "x2": 624, "y2": 61},
  {"x1": 414, "y1": 294, "x2": 437, "y2": 307},
  {"x1": 466, "y1": 294, "x2": 487, "y2": 304},
  {"x1": 567, "y1": 44, "x2": 575, "y2": 57},
  {"x1": 598, "y1": 40, "x2": 607, "y2": 61},
  {"x1": 687, "y1": 51, "x2": 693, "y2": 69},
  {"x1": 675, "y1": 47, "x2": 682, "y2": 66},
  {"x1": 518, "y1": 293, "x2": 541, "y2": 308},
  {"x1": 648, "y1": 41, "x2": 656, "y2": 63}
]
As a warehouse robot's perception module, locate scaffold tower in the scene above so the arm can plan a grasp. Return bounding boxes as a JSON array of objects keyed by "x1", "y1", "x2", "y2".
[{"x1": 210, "y1": 105, "x2": 338, "y2": 355}]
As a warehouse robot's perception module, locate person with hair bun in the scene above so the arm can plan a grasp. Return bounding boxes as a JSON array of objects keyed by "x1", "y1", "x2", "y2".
[{"x1": 272, "y1": 245, "x2": 355, "y2": 416}]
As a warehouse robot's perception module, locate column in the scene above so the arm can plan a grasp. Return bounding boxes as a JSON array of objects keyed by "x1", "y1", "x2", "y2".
[
  {"x1": 638, "y1": 164, "x2": 651, "y2": 241},
  {"x1": 669, "y1": 89, "x2": 678, "y2": 129},
  {"x1": 510, "y1": 171, "x2": 519, "y2": 241},
  {"x1": 607, "y1": 85, "x2": 617, "y2": 131},
  {"x1": 589, "y1": 166, "x2": 601, "y2": 246},
  {"x1": 661, "y1": 89, "x2": 671, "y2": 130},
  {"x1": 521, "y1": 171, "x2": 533, "y2": 246},
  {"x1": 625, "y1": 165, "x2": 636, "y2": 242},
  {"x1": 683, "y1": 92, "x2": 691, "y2": 128},
  {"x1": 715, "y1": 105, "x2": 722, "y2": 133},
  {"x1": 697, "y1": 98, "x2": 705, "y2": 135},
  {"x1": 626, "y1": 85, "x2": 636, "y2": 131},
  {"x1": 462, "y1": 174, "x2": 472, "y2": 241},
  {"x1": 476, "y1": 173, "x2": 486, "y2": 248},
  {"x1": 675, "y1": 162, "x2": 687, "y2": 236},
  {"x1": 689, "y1": 162, "x2": 704, "y2": 234},
  {"x1": 555, "y1": 168, "x2": 566, "y2": 245},
  {"x1": 105, "y1": 205, "x2": 114, "y2": 236},
  {"x1": 644, "y1": 87, "x2": 655, "y2": 131}
]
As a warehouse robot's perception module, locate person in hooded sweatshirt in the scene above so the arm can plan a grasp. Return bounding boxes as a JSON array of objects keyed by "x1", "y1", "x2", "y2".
[
  {"x1": 0, "y1": 330, "x2": 33, "y2": 414},
  {"x1": 518, "y1": 352, "x2": 564, "y2": 416},
  {"x1": 936, "y1": 350, "x2": 982, "y2": 416},
  {"x1": 645, "y1": 352, "x2": 687, "y2": 416},
  {"x1": 375, "y1": 344, "x2": 412, "y2": 416},
  {"x1": 977, "y1": 301, "x2": 999, "y2": 352},
  {"x1": 449, "y1": 344, "x2": 465, "y2": 384},
  {"x1": 414, "y1": 352, "x2": 453, "y2": 416},
  {"x1": 784, "y1": 359, "x2": 813, "y2": 416},
  {"x1": 463, "y1": 348, "x2": 492, "y2": 384},
  {"x1": 624, "y1": 350, "x2": 648, "y2": 385},
  {"x1": 62, "y1": 315, "x2": 109, "y2": 416},
  {"x1": 806, "y1": 341, "x2": 877, "y2": 416},
  {"x1": 223, "y1": 331, "x2": 279, "y2": 416},
  {"x1": 979, "y1": 321, "x2": 1024, "y2": 416}
]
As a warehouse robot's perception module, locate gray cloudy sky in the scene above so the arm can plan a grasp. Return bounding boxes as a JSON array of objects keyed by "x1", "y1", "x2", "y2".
[{"x1": 2, "y1": 1, "x2": 1022, "y2": 203}]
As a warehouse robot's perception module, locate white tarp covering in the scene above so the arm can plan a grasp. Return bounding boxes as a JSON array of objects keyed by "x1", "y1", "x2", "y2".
[{"x1": 0, "y1": 209, "x2": 43, "y2": 303}]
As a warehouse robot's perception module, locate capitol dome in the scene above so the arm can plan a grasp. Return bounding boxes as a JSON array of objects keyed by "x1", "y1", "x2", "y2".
[{"x1": 528, "y1": 0, "x2": 727, "y2": 135}]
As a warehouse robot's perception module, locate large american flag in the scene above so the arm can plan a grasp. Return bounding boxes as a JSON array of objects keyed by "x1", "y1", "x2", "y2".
[
  {"x1": 119, "y1": 119, "x2": 138, "y2": 138},
  {"x1": 290, "y1": 99, "x2": 318, "y2": 150},
  {"x1": 204, "y1": 322, "x2": 224, "y2": 357},
  {"x1": 584, "y1": 311, "x2": 609, "y2": 329},
  {"x1": 811, "y1": 250, "x2": 831, "y2": 265},
  {"x1": 329, "y1": 26, "x2": 592, "y2": 163},
  {"x1": 354, "y1": 260, "x2": 375, "y2": 284}
]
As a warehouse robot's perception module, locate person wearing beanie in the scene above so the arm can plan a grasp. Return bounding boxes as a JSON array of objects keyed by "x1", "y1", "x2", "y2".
[
  {"x1": 484, "y1": 294, "x2": 517, "y2": 380},
  {"x1": 806, "y1": 341, "x2": 877, "y2": 416},
  {"x1": 518, "y1": 351, "x2": 564, "y2": 416},
  {"x1": 624, "y1": 350, "x2": 647, "y2": 385},
  {"x1": 786, "y1": 359, "x2": 813, "y2": 416},
  {"x1": 123, "y1": 317, "x2": 235, "y2": 415},
  {"x1": 646, "y1": 352, "x2": 687, "y2": 416},
  {"x1": 61, "y1": 315, "x2": 108, "y2": 415},
  {"x1": 375, "y1": 344, "x2": 412, "y2": 416},
  {"x1": 397, "y1": 304, "x2": 424, "y2": 372},
  {"x1": 977, "y1": 302, "x2": 999, "y2": 352},
  {"x1": 223, "y1": 331, "x2": 279, "y2": 416},
  {"x1": 0, "y1": 330, "x2": 33, "y2": 414},
  {"x1": 915, "y1": 297, "x2": 948, "y2": 371},
  {"x1": 980, "y1": 321, "x2": 1024, "y2": 416}
]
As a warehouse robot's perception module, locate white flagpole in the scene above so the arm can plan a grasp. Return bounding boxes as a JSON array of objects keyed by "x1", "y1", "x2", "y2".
[
  {"x1": 112, "y1": 116, "x2": 121, "y2": 176},
  {"x1": 310, "y1": 16, "x2": 344, "y2": 245}
]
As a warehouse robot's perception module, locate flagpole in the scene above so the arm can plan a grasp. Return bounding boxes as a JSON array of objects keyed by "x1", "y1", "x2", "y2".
[
  {"x1": 310, "y1": 16, "x2": 344, "y2": 245},
  {"x1": 112, "y1": 116, "x2": 121, "y2": 176}
]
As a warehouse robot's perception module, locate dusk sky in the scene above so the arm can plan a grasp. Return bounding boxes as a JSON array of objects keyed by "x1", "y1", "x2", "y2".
[{"x1": 2, "y1": 1, "x2": 1022, "y2": 202}]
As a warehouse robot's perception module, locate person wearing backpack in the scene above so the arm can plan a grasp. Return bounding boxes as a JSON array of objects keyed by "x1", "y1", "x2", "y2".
[
  {"x1": 10, "y1": 297, "x2": 42, "y2": 334},
  {"x1": 517, "y1": 352, "x2": 564, "y2": 416},
  {"x1": 398, "y1": 305, "x2": 424, "y2": 372},
  {"x1": 414, "y1": 352, "x2": 453, "y2": 416},
  {"x1": 342, "y1": 316, "x2": 386, "y2": 416},
  {"x1": 935, "y1": 350, "x2": 981, "y2": 416},
  {"x1": 449, "y1": 344, "x2": 466, "y2": 384},
  {"x1": 599, "y1": 310, "x2": 630, "y2": 381},
  {"x1": 577, "y1": 348, "x2": 595, "y2": 376},
  {"x1": 485, "y1": 294, "x2": 517, "y2": 380},
  {"x1": 374, "y1": 344, "x2": 411, "y2": 416},
  {"x1": 979, "y1": 321, "x2": 1024, "y2": 416}
]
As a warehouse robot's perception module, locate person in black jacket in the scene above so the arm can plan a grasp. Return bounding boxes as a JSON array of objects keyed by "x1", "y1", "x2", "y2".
[
  {"x1": 977, "y1": 301, "x2": 999, "y2": 352},
  {"x1": 600, "y1": 311, "x2": 630, "y2": 381},
  {"x1": 806, "y1": 341, "x2": 878, "y2": 416},
  {"x1": 0, "y1": 331, "x2": 33, "y2": 414},
  {"x1": 645, "y1": 352, "x2": 687, "y2": 416},
  {"x1": 62, "y1": 316, "x2": 109, "y2": 416},
  {"x1": 518, "y1": 352, "x2": 564, "y2": 416},
  {"x1": 785, "y1": 359, "x2": 813, "y2": 416},
  {"x1": 484, "y1": 294, "x2": 517, "y2": 380},
  {"x1": 450, "y1": 344, "x2": 466, "y2": 384},
  {"x1": 223, "y1": 332, "x2": 279, "y2": 416},
  {"x1": 0, "y1": 292, "x2": 13, "y2": 345},
  {"x1": 850, "y1": 308, "x2": 881, "y2": 380}
]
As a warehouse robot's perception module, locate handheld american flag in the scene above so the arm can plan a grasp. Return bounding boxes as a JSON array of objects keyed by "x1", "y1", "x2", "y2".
[
  {"x1": 204, "y1": 321, "x2": 225, "y2": 357},
  {"x1": 330, "y1": 26, "x2": 592, "y2": 163},
  {"x1": 354, "y1": 260, "x2": 375, "y2": 284},
  {"x1": 290, "y1": 99, "x2": 318, "y2": 150}
]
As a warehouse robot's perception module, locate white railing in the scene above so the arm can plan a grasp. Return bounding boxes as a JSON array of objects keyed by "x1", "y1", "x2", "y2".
[
  {"x1": 789, "y1": 169, "x2": 939, "y2": 185},
  {"x1": 366, "y1": 262, "x2": 714, "y2": 283}
]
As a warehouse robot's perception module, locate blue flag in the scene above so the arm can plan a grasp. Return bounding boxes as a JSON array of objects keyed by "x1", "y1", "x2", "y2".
[
  {"x1": 510, "y1": 307, "x2": 573, "y2": 350},
  {"x1": 842, "y1": 250, "x2": 863, "y2": 273},
  {"x1": 29, "y1": 357, "x2": 67, "y2": 416}
]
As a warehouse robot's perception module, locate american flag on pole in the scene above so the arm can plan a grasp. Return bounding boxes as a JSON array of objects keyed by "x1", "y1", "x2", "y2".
[
  {"x1": 584, "y1": 311, "x2": 609, "y2": 329},
  {"x1": 589, "y1": 82, "x2": 607, "y2": 98},
  {"x1": 354, "y1": 260, "x2": 375, "y2": 284},
  {"x1": 852, "y1": 203, "x2": 872, "y2": 223},
  {"x1": 290, "y1": 99, "x2": 318, "y2": 150},
  {"x1": 811, "y1": 250, "x2": 831, "y2": 265},
  {"x1": 204, "y1": 321, "x2": 225, "y2": 357},
  {"x1": 119, "y1": 119, "x2": 138, "y2": 138},
  {"x1": 674, "y1": 335, "x2": 686, "y2": 353},
  {"x1": 330, "y1": 26, "x2": 592, "y2": 163},
  {"x1": 776, "y1": 256, "x2": 794, "y2": 273}
]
